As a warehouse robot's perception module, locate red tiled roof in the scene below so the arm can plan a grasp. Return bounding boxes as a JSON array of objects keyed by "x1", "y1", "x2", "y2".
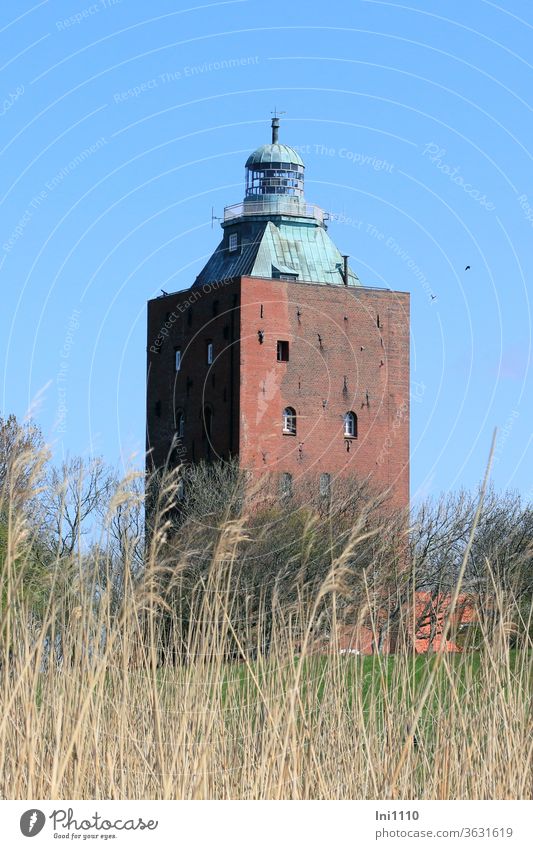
[{"x1": 323, "y1": 592, "x2": 479, "y2": 655}]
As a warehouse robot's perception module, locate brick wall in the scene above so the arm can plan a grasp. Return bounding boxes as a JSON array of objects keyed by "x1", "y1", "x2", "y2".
[
  {"x1": 238, "y1": 277, "x2": 409, "y2": 511},
  {"x1": 146, "y1": 275, "x2": 409, "y2": 512},
  {"x1": 146, "y1": 279, "x2": 240, "y2": 471}
]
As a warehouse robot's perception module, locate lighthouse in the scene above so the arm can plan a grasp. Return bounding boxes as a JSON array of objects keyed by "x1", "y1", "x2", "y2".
[{"x1": 146, "y1": 117, "x2": 409, "y2": 508}]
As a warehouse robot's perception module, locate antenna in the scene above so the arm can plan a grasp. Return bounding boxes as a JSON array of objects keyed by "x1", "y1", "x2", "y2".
[{"x1": 211, "y1": 206, "x2": 222, "y2": 229}]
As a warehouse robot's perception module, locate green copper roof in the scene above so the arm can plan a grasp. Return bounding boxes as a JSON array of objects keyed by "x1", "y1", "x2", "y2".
[
  {"x1": 245, "y1": 143, "x2": 304, "y2": 168},
  {"x1": 252, "y1": 221, "x2": 359, "y2": 284},
  {"x1": 194, "y1": 219, "x2": 360, "y2": 288}
]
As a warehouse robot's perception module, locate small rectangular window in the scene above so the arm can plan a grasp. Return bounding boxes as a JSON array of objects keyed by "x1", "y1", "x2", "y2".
[
  {"x1": 228, "y1": 233, "x2": 238, "y2": 252},
  {"x1": 207, "y1": 341, "x2": 213, "y2": 364},
  {"x1": 277, "y1": 340, "x2": 289, "y2": 362},
  {"x1": 175, "y1": 348, "x2": 181, "y2": 372}
]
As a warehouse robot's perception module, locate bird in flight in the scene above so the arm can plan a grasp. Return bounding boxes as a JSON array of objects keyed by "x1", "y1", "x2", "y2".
[
  {"x1": 465, "y1": 265, "x2": 471, "y2": 271},
  {"x1": 431, "y1": 294, "x2": 437, "y2": 301}
]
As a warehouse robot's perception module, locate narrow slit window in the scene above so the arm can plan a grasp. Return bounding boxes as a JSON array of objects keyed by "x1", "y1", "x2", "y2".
[
  {"x1": 175, "y1": 348, "x2": 181, "y2": 372},
  {"x1": 207, "y1": 341, "x2": 213, "y2": 365},
  {"x1": 203, "y1": 406, "x2": 213, "y2": 438}
]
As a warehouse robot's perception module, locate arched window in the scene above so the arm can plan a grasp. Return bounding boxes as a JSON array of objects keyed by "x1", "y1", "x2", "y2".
[
  {"x1": 176, "y1": 411, "x2": 185, "y2": 438},
  {"x1": 280, "y1": 472, "x2": 292, "y2": 499},
  {"x1": 344, "y1": 411, "x2": 357, "y2": 438},
  {"x1": 319, "y1": 473, "x2": 331, "y2": 498},
  {"x1": 282, "y1": 406, "x2": 296, "y2": 435}
]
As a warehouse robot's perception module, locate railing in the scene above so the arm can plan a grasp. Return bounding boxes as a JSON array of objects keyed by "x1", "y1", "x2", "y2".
[{"x1": 223, "y1": 198, "x2": 325, "y2": 224}]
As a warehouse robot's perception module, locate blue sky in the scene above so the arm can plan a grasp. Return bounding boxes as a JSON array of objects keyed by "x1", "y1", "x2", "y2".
[{"x1": 0, "y1": 0, "x2": 531, "y2": 502}]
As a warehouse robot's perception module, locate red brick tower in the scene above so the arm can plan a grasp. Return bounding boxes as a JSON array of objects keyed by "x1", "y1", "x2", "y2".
[{"x1": 146, "y1": 118, "x2": 409, "y2": 510}]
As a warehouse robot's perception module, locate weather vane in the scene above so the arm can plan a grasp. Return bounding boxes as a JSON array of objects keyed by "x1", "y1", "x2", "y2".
[{"x1": 270, "y1": 108, "x2": 286, "y2": 142}]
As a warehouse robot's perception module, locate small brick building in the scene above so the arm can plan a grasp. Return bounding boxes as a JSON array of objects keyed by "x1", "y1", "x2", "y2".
[{"x1": 146, "y1": 118, "x2": 409, "y2": 510}]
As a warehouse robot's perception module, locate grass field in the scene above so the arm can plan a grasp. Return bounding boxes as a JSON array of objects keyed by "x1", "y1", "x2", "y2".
[
  {"x1": 1, "y1": 449, "x2": 531, "y2": 800},
  {"x1": 2, "y1": 591, "x2": 531, "y2": 799}
]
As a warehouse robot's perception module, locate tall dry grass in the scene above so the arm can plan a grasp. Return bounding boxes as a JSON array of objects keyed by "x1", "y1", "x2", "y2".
[{"x1": 0, "y1": 449, "x2": 531, "y2": 800}]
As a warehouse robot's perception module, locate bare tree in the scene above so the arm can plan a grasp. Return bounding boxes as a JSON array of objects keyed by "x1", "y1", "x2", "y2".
[
  {"x1": 41, "y1": 456, "x2": 115, "y2": 557},
  {"x1": 410, "y1": 487, "x2": 533, "y2": 648},
  {"x1": 98, "y1": 472, "x2": 146, "y2": 616}
]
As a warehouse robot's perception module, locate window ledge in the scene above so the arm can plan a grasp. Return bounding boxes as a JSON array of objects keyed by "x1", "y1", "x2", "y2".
[{"x1": 282, "y1": 429, "x2": 296, "y2": 436}]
